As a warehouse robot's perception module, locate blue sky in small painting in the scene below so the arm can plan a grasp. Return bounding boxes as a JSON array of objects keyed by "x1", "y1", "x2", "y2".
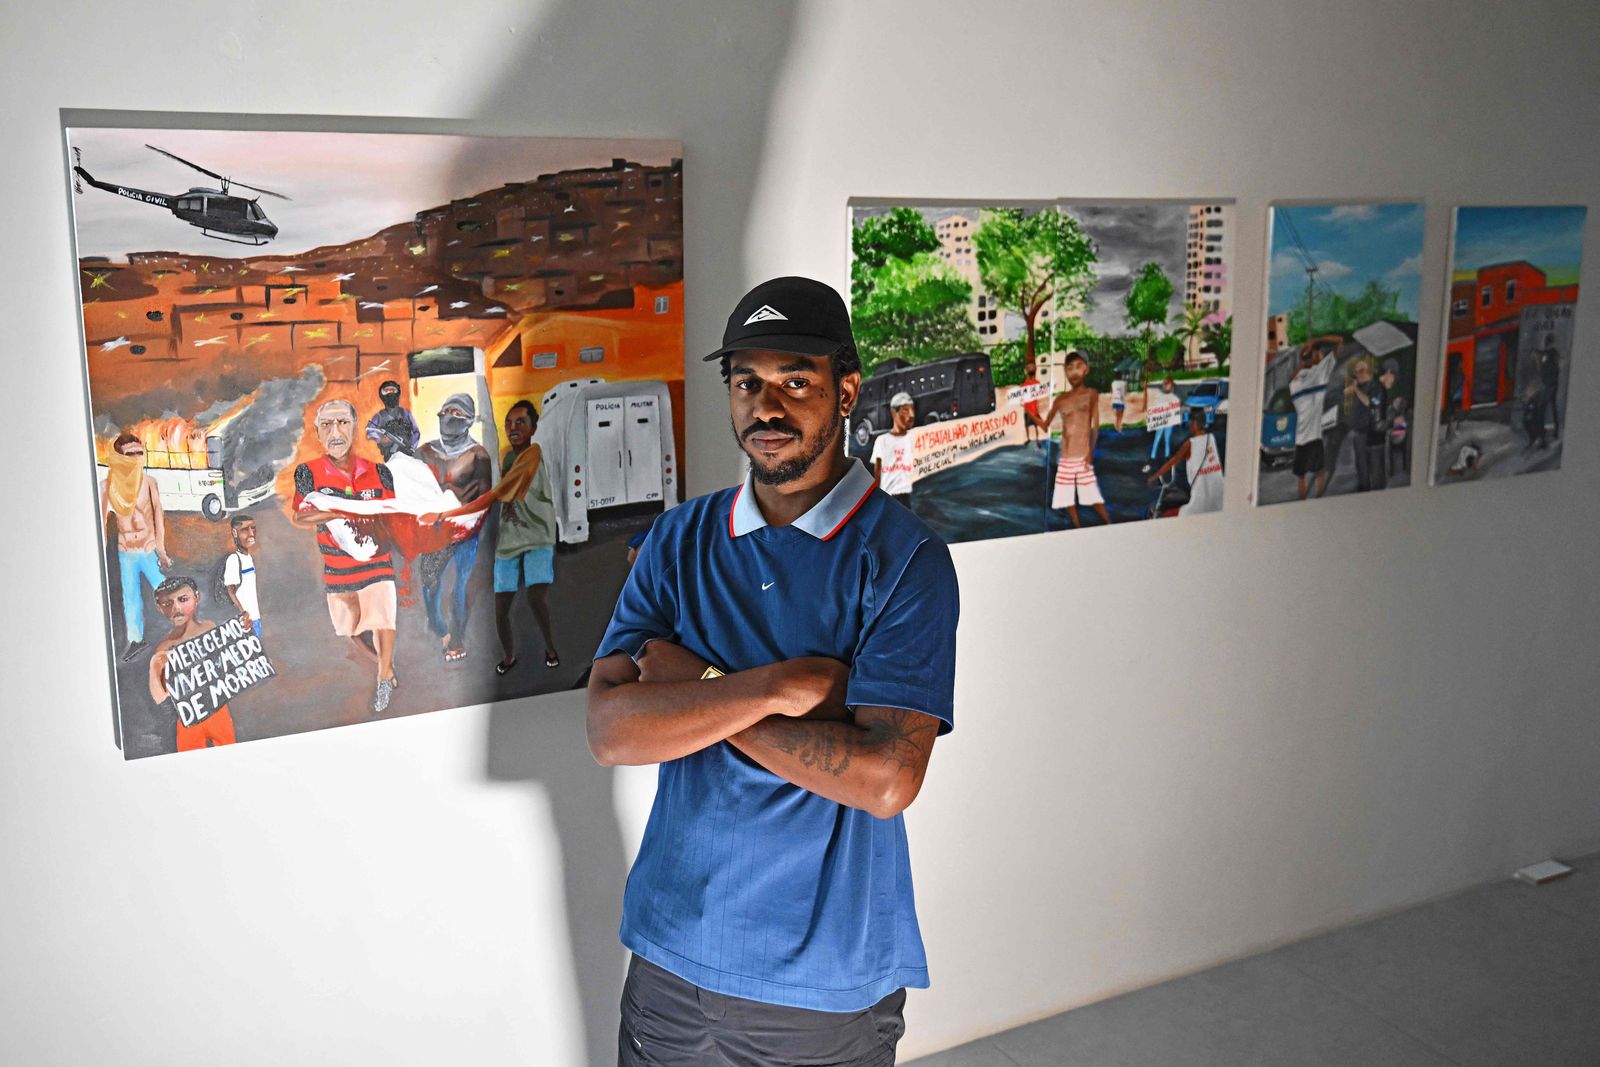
[
  {"x1": 1267, "y1": 203, "x2": 1424, "y2": 320},
  {"x1": 1451, "y1": 205, "x2": 1587, "y2": 280}
]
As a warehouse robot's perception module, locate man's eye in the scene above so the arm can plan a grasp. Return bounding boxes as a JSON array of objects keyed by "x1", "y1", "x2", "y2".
[{"x1": 786, "y1": 379, "x2": 810, "y2": 390}]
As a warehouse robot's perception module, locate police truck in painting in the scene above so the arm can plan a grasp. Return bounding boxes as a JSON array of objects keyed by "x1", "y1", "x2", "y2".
[{"x1": 848, "y1": 352, "x2": 996, "y2": 458}]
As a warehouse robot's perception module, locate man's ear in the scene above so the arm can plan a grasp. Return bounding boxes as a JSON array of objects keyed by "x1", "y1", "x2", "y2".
[{"x1": 838, "y1": 370, "x2": 862, "y2": 417}]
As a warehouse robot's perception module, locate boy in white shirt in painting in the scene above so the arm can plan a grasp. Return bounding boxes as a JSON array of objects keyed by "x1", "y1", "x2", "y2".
[
  {"x1": 223, "y1": 515, "x2": 263, "y2": 637},
  {"x1": 870, "y1": 391, "x2": 917, "y2": 504}
]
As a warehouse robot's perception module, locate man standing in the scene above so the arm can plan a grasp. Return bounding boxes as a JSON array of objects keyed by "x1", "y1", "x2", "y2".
[
  {"x1": 1038, "y1": 351, "x2": 1111, "y2": 528},
  {"x1": 870, "y1": 391, "x2": 917, "y2": 505},
  {"x1": 148, "y1": 576, "x2": 237, "y2": 752},
  {"x1": 293, "y1": 398, "x2": 400, "y2": 714},
  {"x1": 100, "y1": 432, "x2": 172, "y2": 661},
  {"x1": 1345, "y1": 359, "x2": 1385, "y2": 492},
  {"x1": 364, "y1": 378, "x2": 421, "y2": 461},
  {"x1": 416, "y1": 394, "x2": 491, "y2": 662},
  {"x1": 587, "y1": 277, "x2": 959, "y2": 1064},
  {"x1": 1290, "y1": 342, "x2": 1337, "y2": 500},
  {"x1": 1537, "y1": 332, "x2": 1562, "y2": 441}
]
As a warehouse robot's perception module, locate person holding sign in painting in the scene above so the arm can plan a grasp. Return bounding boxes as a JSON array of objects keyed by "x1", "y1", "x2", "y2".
[
  {"x1": 1039, "y1": 351, "x2": 1110, "y2": 528},
  {"x1": 421, "y1": 399, "x2": 561, "y2": 675},
  {"x1": 870, "y1": 391, "x2": 917, "y2": 505},
  {"x1": 1146, "y1": 376, "x2": 1182, "y2": 459},
  {"x1": 148, "y1": 576, "x2": 237, "y2": 752}
]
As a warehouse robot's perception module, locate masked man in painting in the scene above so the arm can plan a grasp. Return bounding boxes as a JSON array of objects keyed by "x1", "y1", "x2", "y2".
[
  {"x1": 364, "y1": 378, "x2": 420, "y2": 461},
  {"x1": 416, "y1": 393, "x2": 491, "y2": 663},
  {"x1": 101, "y1": 431, "x2": 172, "y2": 661},
  {"x1": 292, "y1": 398, "x2": 401, "y2": 714},
  {"x1": 586, "y1": 277, "x2": 959, "y2": 1064},
  {"x1": 421, "y1": 399, "x2": 561, "y2": 675}
]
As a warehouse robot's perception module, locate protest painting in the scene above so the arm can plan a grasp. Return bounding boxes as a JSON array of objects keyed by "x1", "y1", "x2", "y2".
[
  {"x1": 1433, "y1": 205, "x2": 1586, "y2": 484},
  {"x1": 848, "y1": 199, "x2": 1234, "y2": 543},
  {"x1": 1257, "y1": 202, "x2": 1425, "y2": 505},
  {"x1": 68, "y1": 123, "x2": 684, "y2": 757}
]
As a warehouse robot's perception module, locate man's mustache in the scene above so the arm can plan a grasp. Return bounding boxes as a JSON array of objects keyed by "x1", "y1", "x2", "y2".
[
  {"x1": 741, "y1": 419, "x2": 800, "y2": 441},
  {"x1": 326, "y1": 436, "x2": 349, "y2": 448}
]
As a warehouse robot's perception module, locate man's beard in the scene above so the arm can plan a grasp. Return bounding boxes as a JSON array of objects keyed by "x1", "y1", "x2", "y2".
[{"x1": 735, "y1": 409, "x2": 841, "y2": 487}]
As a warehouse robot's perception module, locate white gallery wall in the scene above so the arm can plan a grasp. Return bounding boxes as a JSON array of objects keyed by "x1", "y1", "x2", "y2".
[{"x1": 2, "y1": 1, "x2": 1597, "y2": 1063}]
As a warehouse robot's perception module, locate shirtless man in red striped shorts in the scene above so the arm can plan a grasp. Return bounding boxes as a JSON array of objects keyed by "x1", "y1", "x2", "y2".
[
  {"x1": 293, "y1": 398, "x2": 401, "y2": 714},
  {"x1": 1039, "y1": 351, "x2": 1111, "y2": 528}
]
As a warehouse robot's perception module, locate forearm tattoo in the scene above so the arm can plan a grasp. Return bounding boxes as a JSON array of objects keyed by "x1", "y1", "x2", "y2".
[{"x1": 760, "y1": 709, "x2": 937, "y2": 779}]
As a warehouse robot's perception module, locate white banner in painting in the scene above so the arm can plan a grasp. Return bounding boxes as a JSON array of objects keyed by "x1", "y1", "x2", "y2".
[{"x1": 909, "y1": 407, "x2": 1026, "y2": 481}]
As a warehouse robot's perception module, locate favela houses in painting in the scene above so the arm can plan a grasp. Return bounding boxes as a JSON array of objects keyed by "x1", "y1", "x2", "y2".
[
  {"x1": 68, "y1": 126, "x2": 683, "y2": 758},
  {"x1": 848, "y1": 200, "x2": 1234, "y2": 544}
]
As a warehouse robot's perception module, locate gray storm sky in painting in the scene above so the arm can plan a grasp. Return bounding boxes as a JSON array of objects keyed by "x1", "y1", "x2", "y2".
[{"x1": 67, "y1": 127, "x2": 680, "y2": 259}]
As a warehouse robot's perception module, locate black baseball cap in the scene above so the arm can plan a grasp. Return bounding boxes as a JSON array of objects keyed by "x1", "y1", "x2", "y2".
[{"x1": 703, "y1": 276, "x2": 854, "y2": 362}]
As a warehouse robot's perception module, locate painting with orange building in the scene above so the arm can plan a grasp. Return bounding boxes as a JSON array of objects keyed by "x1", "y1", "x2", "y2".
[{"x1": 67, "y1": 125, "x2": 684, "y2": 759}]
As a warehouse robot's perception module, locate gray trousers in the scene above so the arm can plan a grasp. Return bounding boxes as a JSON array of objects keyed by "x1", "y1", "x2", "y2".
[{"x1": 619, "y1": 955, "x2": 906, "y2": 1066}]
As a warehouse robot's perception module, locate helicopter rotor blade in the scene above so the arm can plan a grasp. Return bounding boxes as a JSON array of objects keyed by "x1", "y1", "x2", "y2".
[
  {"x1": 229, "y1": 180, "x2": 292, "y2": 202},
  {"x1": 145, "y1": 143, "x2": 226, "y2": 182}
]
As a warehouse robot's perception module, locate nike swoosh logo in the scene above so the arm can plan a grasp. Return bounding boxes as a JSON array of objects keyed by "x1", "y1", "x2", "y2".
[{"x1": 762, "y1": 581, "x2": 775, "y2": 590}]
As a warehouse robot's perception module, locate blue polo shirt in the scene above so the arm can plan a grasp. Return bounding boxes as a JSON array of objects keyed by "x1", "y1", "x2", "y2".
[{"x1": 596, "y1": 459, "x2": 959, "y2": 1012}]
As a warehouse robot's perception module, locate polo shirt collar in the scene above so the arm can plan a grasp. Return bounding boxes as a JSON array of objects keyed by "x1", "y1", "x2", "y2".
[{"x1": 728, "y1": 459, "x2": 876, "y2": 541}]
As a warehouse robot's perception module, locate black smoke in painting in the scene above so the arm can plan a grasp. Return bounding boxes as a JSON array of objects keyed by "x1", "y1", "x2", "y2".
[{"x1": 215, "y1": 368, "x2": 325, "y2": 496}]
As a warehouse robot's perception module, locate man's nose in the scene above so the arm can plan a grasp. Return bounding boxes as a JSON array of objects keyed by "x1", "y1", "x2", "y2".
[{"x1": 748, "y1": 381, "x2": 788, "y2": 422}]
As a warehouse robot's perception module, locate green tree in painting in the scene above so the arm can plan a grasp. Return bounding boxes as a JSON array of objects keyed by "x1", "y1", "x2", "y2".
[
  {"x1": 1202, "y1": 315, "x2": 1233, "y2": 365},
  {"x1": 1286, "y1": 279, "x2": 1402, "y2": 344},
  {"x1": 1124, "y1": 261, "x2": 1176, "y2": 369},
  {"x1": 851, "y1": 207, "x2": 980, "y2": 374},
  {"x1": 1169, "y1": 302, "x2": 1208, "y2": 370},
  {"x1": 973, "y1": 208, "x2": 1097, "y2": 376}
]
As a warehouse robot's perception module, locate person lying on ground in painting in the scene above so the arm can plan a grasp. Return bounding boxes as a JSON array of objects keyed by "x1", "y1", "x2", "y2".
[
  {"x1": 1291, "y1": 343, "x2": 1337, "y2": 500},
  {"x1": 148, "y1": 576, "x2": 236, "y2": 753},
  {"x1": 1149, "y1": 406, "x2": 1224, "y2": 516},
  {"x1": 416, "y1": 393, "x2": 491, "y2": 664},
  {"x1": 870, "y1": 391, "x2": 917, "y2": 505},
  {"x1": 1039, "y1": 351, "x2": 1110, "y2": 528},
  {"x1": 419, "y1": 399, "x2": 560, "y2": 674},
  {"x1": 364, "y1": 378, "x2": 420, "y2": 461},
  {"x1": 223, "y1": 514, "x2": 262, "y2": 638},
  {"x1": 587, "y1": 276, "x2": 958, "y2": 1066},
  {"x1": 292, "y1": 398, "x2": 401, "y2": 715},
  {"x1": 101, "y1": 432, "x2": 172, "y2": 662}
]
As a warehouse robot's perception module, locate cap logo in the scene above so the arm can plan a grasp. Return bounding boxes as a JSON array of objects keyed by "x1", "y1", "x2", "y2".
[{"x1": 743, "y1": 305, "x2": 788, "y2": 326}]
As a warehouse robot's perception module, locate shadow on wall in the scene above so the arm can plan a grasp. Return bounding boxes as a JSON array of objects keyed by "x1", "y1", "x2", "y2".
[{"x1": 465, "y1": 3, "x2": 799, "y2": 1064}]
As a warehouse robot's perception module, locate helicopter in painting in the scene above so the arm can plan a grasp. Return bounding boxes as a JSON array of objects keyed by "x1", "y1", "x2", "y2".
[{"x1": 72, "y1": 144, "x2": 290, "y2": 246}]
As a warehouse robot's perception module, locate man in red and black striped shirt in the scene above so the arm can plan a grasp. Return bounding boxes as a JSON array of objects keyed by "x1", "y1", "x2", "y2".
[{"x1": 292, "y1": 398, "x2": 401, "y2": 714}]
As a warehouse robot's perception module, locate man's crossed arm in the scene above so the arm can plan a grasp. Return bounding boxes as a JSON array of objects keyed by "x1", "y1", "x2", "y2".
[{"x1": 585, "y1": 641, "x2": 939, "y2": 820}]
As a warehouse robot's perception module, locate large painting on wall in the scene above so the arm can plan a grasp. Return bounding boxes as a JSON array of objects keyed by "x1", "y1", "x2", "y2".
[
  {"x1": 1433, "y1": 205, "x2": 1586, "y2": 484},
  {"x1": 1257, "y1": 202, "x2": 1425, "y2": 505},
  {"x1": 848, "y1": 199, "x2": 1234, "y2": 544},
  {"x1": 67, "y1": 125, "x2": 684, "y2": 758}
]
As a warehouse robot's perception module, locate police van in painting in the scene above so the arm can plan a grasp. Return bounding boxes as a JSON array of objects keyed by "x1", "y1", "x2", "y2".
[
  {"x1": 536, "y1": 377, "x2": 679, "y2": 544},
  {"x1": 848, "y1": 352, "x2": 996, "y2": 459}
]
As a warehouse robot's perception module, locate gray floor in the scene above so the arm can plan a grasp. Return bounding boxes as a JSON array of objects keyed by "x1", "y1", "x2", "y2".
[{"x1": 912, "y1": 852, "x2": 1600, "y2": 1067}]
